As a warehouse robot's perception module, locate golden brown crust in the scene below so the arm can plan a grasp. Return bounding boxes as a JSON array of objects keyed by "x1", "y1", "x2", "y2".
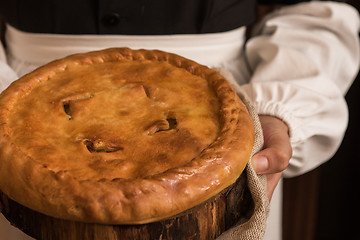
[{"x1": 0, "y1": 48, "x2": 254, "y2": 224}]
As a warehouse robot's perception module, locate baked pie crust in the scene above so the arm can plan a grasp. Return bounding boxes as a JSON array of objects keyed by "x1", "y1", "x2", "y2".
[{"x1": 0, "y1": 48, "x2": 254, "y2": 224}]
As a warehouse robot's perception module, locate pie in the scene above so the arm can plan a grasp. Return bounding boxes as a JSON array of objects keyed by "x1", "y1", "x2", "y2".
[{"x1": 0, "y1": 48, "x2": 254, "y2": 224}]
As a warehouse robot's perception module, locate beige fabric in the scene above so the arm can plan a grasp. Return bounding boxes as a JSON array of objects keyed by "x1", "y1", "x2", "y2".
[{"x1": 215, "y1": 68, "x2": 269, "y2": 240}]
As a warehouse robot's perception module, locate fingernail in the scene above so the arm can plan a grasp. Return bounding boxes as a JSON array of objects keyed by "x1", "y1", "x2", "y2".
[{"x1": 253, "y1": 156, "x2": 269, "y2": 173}]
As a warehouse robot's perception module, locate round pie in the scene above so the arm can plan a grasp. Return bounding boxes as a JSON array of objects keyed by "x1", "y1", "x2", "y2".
[{"x1": 0, "y1": 48, "x2": 254, "y2": 224}]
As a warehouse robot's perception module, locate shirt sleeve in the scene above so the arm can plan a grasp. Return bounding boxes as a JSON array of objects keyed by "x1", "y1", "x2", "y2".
[
  {"x1": 0, "y1": 42, "x2": 18, "y2": 92},
  {"x1": 240, "y1": 1, "x2": 360, "y2": 177}
]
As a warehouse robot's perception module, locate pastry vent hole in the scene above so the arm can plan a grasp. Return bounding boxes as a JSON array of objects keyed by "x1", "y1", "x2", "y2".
[
  {"x1": 147, "y1": 118, "x2": 177, "y2": 135},
  {"x1": 83, "y1": 139, "x2": 124, "y2": 153},
  {"x1": 166, "y1": 118, "x2": 177, "y2": 130},
  {"x1": 143, "y1": 86, "x2": 151, "y2": 98},
  {"x1": 63, "y1": 102, "x2": 72, "y2": 120},
  {"x1": 61, "y1": 93, "x2": 94, "y2": 120}
]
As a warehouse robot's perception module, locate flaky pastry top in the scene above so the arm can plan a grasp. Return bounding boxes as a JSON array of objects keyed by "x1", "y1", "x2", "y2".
[{"x1": 0, "y1": 48, "x2": 254, "y2": 224}]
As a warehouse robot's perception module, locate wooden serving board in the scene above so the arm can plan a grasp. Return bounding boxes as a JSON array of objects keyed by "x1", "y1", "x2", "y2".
[{"x1": 0, "y1": 172, "x2": 253, "y2": 240}]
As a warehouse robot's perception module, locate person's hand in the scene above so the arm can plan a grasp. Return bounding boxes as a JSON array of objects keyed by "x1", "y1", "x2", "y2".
[{"x1": 251, "y1": 115, "x2": 292, "y2": 201}]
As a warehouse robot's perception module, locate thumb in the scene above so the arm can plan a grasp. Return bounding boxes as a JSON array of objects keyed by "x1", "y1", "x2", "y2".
[{"x1": 252, "y1": 115, "x2": 292, "y2": 175}]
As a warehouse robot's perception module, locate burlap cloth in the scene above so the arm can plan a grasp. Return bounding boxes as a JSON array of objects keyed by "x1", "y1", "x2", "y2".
[{"x1": 215, "y1": 68, "x2": 270, "y2": 240}]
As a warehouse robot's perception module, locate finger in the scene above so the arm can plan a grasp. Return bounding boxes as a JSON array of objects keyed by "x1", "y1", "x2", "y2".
[
  {"x1": 252, "y1": 144, "x2": 292, "y2": 175},
  {"x1": 252, "y1": 115, "x2": 292, "y2": 175},
  {"x1": 266, "y1": 172, "x2": 282, "y2": 201}
]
